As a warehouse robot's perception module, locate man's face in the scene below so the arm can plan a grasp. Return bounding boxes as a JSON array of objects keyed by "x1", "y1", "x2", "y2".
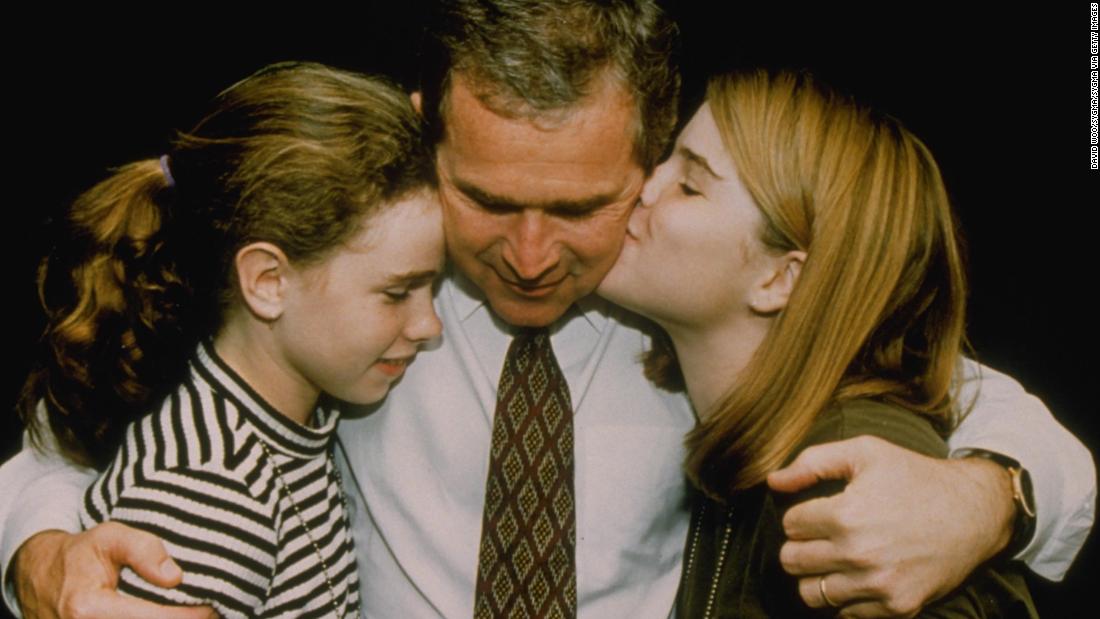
[{"x1": 435, "y1": 74, "x2": 645, "y2": 327}]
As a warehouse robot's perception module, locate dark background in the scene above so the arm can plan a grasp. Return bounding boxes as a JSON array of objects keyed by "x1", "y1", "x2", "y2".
[{"x1": 1, "y1": 3, "x2": 1095, "y2": 617}]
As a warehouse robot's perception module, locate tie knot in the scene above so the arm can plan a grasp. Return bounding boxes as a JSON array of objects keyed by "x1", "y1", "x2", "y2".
[
  {"x1": 505, "y1": 328, "x2": 552, "y2": 377},
  {"x1": 513, "y1": 326, "x2": 549, "y2": 347}
]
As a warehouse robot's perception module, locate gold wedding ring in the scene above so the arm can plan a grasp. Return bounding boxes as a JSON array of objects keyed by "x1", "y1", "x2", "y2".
[{"x1": 819, "y1": 575, "x2": 838, "y2": 608}]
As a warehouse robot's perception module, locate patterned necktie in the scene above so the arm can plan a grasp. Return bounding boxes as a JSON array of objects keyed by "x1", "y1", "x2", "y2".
[{"x1": 474, "y1": 328, "x2": 577, "y2": 619}]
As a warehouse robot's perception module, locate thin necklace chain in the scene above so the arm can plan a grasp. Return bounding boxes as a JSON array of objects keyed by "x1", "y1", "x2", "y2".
[{"x1": 258, "y1": 438, "x2": 358, "y2": 619}]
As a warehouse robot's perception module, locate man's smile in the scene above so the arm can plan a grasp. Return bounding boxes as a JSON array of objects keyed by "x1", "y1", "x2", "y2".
[{"x1": 497, "y1": 272, "x2": 568, "y2": 298}]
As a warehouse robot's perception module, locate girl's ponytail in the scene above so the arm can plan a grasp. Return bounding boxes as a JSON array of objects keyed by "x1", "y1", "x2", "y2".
[
  {"x1": 20, "y1": 62, "x2": 435, "y2": 469},
  {"x1": 20, "y1": 159, "x2": 194, "y2": 468}
]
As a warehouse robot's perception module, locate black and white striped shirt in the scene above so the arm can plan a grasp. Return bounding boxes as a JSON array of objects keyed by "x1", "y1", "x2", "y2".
[{"x1": 80, "y1": 341, "x2": 361, "y2": 618}]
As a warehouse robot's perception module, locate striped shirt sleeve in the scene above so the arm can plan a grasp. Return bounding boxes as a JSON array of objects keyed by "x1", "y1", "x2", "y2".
[{"x1": 81, "y1": 445, "x2": 279, "y2": 618}]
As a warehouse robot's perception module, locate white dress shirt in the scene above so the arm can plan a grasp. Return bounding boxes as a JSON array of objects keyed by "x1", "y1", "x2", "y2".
[
  {"x1": 1, "y1": 271, "x2": 1095, "y2": 616},
  {"x1": 950, "y1": 361, "x2": 1096, "y2": 579},
  {"x1": 337, "y1": 272, "x2": 696, "y2": 618}
]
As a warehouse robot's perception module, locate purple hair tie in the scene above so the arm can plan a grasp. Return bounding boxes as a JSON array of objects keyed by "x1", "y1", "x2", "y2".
[{"x1": 159, "y1": 154, "x2": 176, "y2": 188}]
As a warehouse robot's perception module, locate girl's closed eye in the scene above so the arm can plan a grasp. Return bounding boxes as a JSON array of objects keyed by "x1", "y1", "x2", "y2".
[
  {"x1": 45, "y1": 62, "x2": 440, "y2": 619},
  {"x1": 680, "y1": 181, "x2": 702, "y2": 197},
  {"x1": 384, "y1": 289, "x2": 411, "y2": 303}
]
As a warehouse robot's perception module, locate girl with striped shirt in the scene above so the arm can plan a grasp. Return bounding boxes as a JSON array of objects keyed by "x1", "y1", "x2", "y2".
[{"x1": 20, "y1": 62, "x2": 443, "y2": 618}]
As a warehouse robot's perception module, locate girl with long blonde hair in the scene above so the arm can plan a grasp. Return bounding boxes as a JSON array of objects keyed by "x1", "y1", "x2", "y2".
[{"x1": 599, "y1": 69, "x2": 1035, "y2": 617}]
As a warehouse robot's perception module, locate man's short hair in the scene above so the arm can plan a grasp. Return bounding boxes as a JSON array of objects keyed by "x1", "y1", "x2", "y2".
[{"x1": 420, "y1": 0, "x2": 681, "y2": 170}]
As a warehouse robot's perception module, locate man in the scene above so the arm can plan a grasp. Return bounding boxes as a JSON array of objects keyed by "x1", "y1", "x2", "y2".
[{"x1": 2, "y1": 1, "x2": 1094, "y2": 617}]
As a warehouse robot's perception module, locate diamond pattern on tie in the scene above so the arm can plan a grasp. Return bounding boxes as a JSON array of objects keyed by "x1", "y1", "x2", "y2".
[{"x1": 475, "y1": 329, "x2": 577, "y2": 619}]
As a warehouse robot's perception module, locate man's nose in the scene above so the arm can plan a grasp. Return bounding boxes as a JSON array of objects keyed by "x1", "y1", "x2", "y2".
[{"x1": 504, "y1": 211, "x2": 559, "y2": 282}]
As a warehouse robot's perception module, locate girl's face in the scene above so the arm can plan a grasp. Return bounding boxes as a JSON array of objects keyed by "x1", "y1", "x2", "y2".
[
  {"x1": 276, "y1": 191, "x2": 445, "y2": 405},
  {"x1": 598, "y1": 103, "x2": 770, "y2": 329}
]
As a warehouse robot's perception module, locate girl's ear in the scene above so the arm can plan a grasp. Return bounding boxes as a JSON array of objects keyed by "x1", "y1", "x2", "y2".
[
  {"x1": 750, "y1": 250, "x2": 806, "y2": 314},
  {"x1": 234, "y1": 242, "x2": 292, "y2": 321},
  {"x1": 410, "y1": 91, "x2": 423, "y2": 115}
]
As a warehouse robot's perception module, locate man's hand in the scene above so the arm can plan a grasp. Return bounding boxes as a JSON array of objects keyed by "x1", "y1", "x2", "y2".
[
  {"x1": 12, "y1": 523, "x2": 216, "y2": 619},
  {"x1": 767, "y1": 436, "x2": 1015, "y2": 619}
]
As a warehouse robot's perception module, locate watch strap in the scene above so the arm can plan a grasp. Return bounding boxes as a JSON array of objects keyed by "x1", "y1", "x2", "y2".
[{"x1": 964, "y1": 449, "x2": 1037, "y2": 557}]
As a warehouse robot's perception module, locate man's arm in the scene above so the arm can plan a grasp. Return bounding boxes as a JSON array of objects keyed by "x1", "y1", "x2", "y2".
[
  {"x1": 767, "y1": 359, "x2": 1095, "y2": 617},
  {"x1": 949, "y1": 359, "x2": 1096, "y2": 579},
  {"x1": 13, "y1": 527, "x2": 209, "y2": 619},
  {"x1": 1, "y1": 420, "x2": 213, "y2": 619},
  {"x1": 0, "y1": 424, "x2": 97, "y2": 614}
]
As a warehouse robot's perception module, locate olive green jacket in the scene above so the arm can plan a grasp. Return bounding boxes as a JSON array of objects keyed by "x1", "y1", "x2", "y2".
[{"x1": 674, "y1": 399, "x2": 1038, "y2": 618}]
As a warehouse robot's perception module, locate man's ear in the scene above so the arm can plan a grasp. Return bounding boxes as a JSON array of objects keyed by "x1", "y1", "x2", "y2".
[
  {"x1": 234, "y1": 242, "x2": 292, "y2": 321},
  {"x1": 750, "y1": 250, "x2": 806, "y2": 314},
  {"x1": 410, "y1": 91, "x2": 423, "y2": 115}
]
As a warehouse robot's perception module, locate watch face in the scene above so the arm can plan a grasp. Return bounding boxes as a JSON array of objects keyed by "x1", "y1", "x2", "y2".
[
  {"x1": 1015, "y1": 466, "x2": 1037, "y2": 520},
  {"x1": 966, "y1": 449, "x2": 1036, "y2": 523}
]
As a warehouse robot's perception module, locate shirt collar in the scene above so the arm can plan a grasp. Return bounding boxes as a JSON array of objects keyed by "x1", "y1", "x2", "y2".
[{"x1": 193, "y1": 341, "x2": 337, "y2": 459}]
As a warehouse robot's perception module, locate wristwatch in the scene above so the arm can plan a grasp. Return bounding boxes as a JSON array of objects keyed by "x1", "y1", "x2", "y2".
[{"x1": 964, "y1": 449, "x2": 1037, "y2": 557}]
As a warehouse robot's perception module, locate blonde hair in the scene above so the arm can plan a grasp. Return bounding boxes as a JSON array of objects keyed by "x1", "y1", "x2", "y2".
[
  {"x1": 680, "y1": 70, "x2": 968, "y2": 498},
  {"x1": 21, "y1": 62, "x2": 434, "y2": 468}
]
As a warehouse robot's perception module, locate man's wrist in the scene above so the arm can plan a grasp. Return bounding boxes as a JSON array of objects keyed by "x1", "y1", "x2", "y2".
[
  {"x1": 11, "y1": 530, "x2": 66, "y2": 615},
  {"x1": 958, "y1": 450, "x2": 1037, "y2": 560},
  {"x1": 951, "y1": 456, "x2": 1015, "y2": 562}
]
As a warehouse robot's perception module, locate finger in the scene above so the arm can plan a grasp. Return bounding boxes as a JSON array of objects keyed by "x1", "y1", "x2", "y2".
[
  {"x1": 795, "y1": 573, "x2": 876, "y2": 610},
  {"x1": 837, "y1": 600, "x2": 916, "y2": 619},
  {"x1": 836, "y1": 602, "x2": 883, "y2": 619},
  {"x1": 797, "y1": 574, "x2": 838, "y2": 610},
  {"x1": 804, "y1": 573, "x2": 923, "y2": 619},
  {"x1": 767, "y1": 439, "x2": 866, "y2": 494},
  {"x1": 70, "y1": 590, "x2": 216, "y2": 619},
  {"x1": 94, "y1": 522, "x2": 182, "y2": 587},
  {"x1": 780, "y1": 495, "x2": 843, "y2": 540},
  {"x1": 778, "y1": 538, "x2": 854, "y2": 575}
]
